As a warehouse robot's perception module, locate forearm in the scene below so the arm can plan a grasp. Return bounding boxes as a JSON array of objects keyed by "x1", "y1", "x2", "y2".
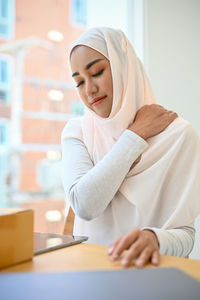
[
  {"x1": 145, "y1": 225, "x2": 195, "y2": 257},
  {"x1": 62, "y1": 130, "x2": 148, "y2": 220}
]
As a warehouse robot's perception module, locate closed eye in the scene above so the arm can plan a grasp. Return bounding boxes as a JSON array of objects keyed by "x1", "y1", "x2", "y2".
[
  {"x1": 92, "y1": 69, "x2": 104, "y2": 77},
  {"x1": 76, "y1": 80, "x2": 84, "y2": 88},
  {"x1": 76, "y1": 69, "x2": 104, "y2": 88}
]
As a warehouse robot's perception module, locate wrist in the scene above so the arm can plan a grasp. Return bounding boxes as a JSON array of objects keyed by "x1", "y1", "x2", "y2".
[
  {"x1": 143, "y1": 229, "x2": 160, "y2": 248},
  {"x1": 128, "y1": 126, "x2": 147, "y2": 140}
]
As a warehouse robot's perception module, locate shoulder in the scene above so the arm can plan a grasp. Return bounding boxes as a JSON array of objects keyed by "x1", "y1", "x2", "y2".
[
  {"x1": 176, "y1": 118, "x2": 199, "y2": 139},
  {"x1": 151, "y1": 117, "x2": 200, "y2": 150},
  {"x1": 61, "y1": 117, "x2": 83, "y2": 142},
  {"x1": 166, "y1": 117, "x2": 200, "y2": 151},
  {"x1": 167, "y1": 117, "x2": 199, "y2": 139}
]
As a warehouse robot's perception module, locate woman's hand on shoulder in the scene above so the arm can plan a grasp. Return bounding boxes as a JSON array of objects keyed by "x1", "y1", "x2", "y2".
[
  {"x1": 108, "y1": 229, "x2": 160, "y2": 268},
  {"x1": 128, "y1": 104, "x2": 178, "y2": 140}
]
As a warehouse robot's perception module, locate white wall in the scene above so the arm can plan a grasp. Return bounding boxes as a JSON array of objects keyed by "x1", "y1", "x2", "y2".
[
  {"x1": 140, "y1": 0, "x2": 200, "y2": 259},
  {"x1": 143, "y1": 0, "x2": 200, "y2": 135}
]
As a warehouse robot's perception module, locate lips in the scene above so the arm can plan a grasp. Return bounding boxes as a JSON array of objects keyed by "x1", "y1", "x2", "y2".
[{"x1": 91, "y1": 96, "x2": 106, "y2": 106}]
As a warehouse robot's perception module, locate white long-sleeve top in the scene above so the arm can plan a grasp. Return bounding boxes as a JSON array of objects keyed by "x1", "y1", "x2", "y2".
[{"x1": 62, "y1": 130, "x2": 195, "y2": 257}]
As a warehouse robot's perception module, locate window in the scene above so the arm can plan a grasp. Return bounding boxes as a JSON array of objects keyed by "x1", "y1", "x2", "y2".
[
  {"x1": 0, "y1": 121, "x2": 7, "y2": 144},
  {"x1": 0, "y1": 56, "x2": 12, "y2": 103},
  {"x1": 71, "y1": 0, "x2": 87, "y2": 26},
  {"x1": 37, "y1": 159, "x2": 62, "y2": 192},
  {"x1": 0, "y1": 0, "x2": 15, "y2": 39}
]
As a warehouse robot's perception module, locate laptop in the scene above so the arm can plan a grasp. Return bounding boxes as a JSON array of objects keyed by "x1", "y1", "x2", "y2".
[
  {"x1": 34, "y1": 232, "x2": 88, "y2": 255},
  {"x1": 1, "y1": 267, "x2": 200, "y2": 300}
]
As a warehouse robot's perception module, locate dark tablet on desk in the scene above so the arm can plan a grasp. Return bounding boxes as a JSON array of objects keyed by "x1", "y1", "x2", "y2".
[
  {"x1": 34, "y1": 232, "x2": 88, "y2": 255},
  {"x1": 1, "y1": 267, "x2": 200, "y2": 300}
]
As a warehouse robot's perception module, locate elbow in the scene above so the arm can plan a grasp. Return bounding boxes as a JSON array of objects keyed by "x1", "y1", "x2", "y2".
[
  {"x1": 75, "y1": 208, "x2": 95, "y2": 221},
  {"x1": 68, "y1": 189, "x2": 97, "y2": 221}
]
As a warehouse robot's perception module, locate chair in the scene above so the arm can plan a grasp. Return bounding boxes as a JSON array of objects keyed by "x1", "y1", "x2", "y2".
[{"x1": 63, "y1": 206, "x2": 75, "y2": 235}]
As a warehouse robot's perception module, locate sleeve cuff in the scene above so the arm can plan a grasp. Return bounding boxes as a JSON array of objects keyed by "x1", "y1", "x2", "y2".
[{"x1": 124, "y1": 129, "x2": 149, "y2": 149}]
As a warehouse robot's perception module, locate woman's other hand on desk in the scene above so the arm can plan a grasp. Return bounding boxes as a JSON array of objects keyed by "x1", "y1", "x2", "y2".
[
  {"x1": 128, "y1": 104, "x2": 178, "y2": 140},
  {"x1": 108, "y1": 229, "x2": 159, "y2": 268}
]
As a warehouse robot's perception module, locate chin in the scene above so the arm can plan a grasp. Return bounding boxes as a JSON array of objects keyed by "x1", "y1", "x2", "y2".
[{"x1": 98, "y1": 111, "x2": 110, "y2": 118}]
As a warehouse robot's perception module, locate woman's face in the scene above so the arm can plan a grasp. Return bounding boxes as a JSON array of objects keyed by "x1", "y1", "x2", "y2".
[{"x1": 70, "y1": 45, "x2": 113, "y2": 118}]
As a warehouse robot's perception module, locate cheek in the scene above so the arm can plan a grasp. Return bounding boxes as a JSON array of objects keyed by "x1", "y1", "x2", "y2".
[
  {"x1": 77, "y1": 89, "x2": 85, "y2": 102},
  {"x1": 103, "y1": 72, "x2": 113, "y2": 95},
  {"x1": 78, "y1": 89, "x2": 90, "y2": 107},
  {"x1": 99, "y1": 78, "x2": 110, "y2": 95}
]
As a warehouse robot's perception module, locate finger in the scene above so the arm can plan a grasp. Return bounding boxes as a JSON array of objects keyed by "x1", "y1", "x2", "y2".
[
  {"x1": 151, "y1": 250, "x2": 160, "y2": 266},
  {"x1": 149, "y1": 104, "x2": 164, "y2": 114},
  {"x1": 167, "y1": 109, "x2": 177, "y2": 116},
  {"x1": 161, "y1": 111, "x2": 177, "y2": 128},
  {"x1": 107, "y1": 236, "x2": 122, "y2": 256},
  {"x1": 150, "y1": 104, "x2": 163, "y2": 109},
  {"x1": 168, "y1": 112, "x2": 178, "y2": 123},
  {"x1": 156, "y1": 104, "x2": 165, "y2": 110},
  {"x1": 111, "y1": 229, "x2": 140, "y2": 261},
  {"x1": 120, "y1": 239, "x2": 145, "y2": 267},
  {"x1": 135, "y1": 247, "x2": 153, "y2": 268},
  {"x1": 169, "y1": 111, "x2": 178, "y2": 119}
]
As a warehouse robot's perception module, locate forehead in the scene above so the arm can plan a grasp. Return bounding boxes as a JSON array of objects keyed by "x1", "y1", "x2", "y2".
[{"x1": 70, "y1": 45, "x2": 106, "y2": 71}]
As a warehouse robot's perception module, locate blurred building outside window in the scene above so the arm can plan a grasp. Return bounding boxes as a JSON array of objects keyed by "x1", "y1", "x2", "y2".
[
  {"x1": 0, "y1": 119, "x2": 9, "y2": 206},
  {"x1": 0, "y1": 119, "x2": 8, "y2": 143},
  {"x1": 71, "y1": 0, "x2": 87, "y2": 26},
  {"x1": 0, "y1": 54, "x2": 12, "y2": 103},
  {"x1": 71, "y1": 101, "x2": 84, "y2": 116},
  {"x1": 0, "y1": 0, "x2": 15, "y2": 39},
  {"x1": 0, "y1": 0, "x2": 133, "y2": 234},
  {"x1": 37, "y1": 151, "x2": 62, "y2": 193}
]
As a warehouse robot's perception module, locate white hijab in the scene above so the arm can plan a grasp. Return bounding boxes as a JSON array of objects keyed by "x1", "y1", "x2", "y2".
[{"x1": 62, "y1": 27, "x2": 200, "y2": 236}]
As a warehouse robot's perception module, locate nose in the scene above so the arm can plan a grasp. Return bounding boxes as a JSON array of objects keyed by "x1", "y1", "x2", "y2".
[{"x1": 85, "y1": 78, "x2": 98, "y2": 97}]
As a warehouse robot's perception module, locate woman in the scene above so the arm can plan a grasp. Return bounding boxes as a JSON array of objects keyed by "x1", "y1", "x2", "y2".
[{"x1": 62, "y1": 27, "x2": 200, "y2": 268}]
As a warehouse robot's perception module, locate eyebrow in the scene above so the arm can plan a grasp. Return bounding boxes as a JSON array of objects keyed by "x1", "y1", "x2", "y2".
[{"x1": 72, "y1": 58, "x2": 104, "y2": 77}]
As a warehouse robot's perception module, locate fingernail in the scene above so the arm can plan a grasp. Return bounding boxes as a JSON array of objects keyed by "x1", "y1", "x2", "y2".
[
  {"x1": 107, "y1": 246, "x2": 113, "y2": 255},
  {"x1": 152, "y1": 258, "x2": 158, "y2": 265},
  {"x1": 121, "y1": 259, "x2": 128, "y2": 267},
  {"x1": 135, "y1": 260, "x2": 143, "y2": 268}
]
